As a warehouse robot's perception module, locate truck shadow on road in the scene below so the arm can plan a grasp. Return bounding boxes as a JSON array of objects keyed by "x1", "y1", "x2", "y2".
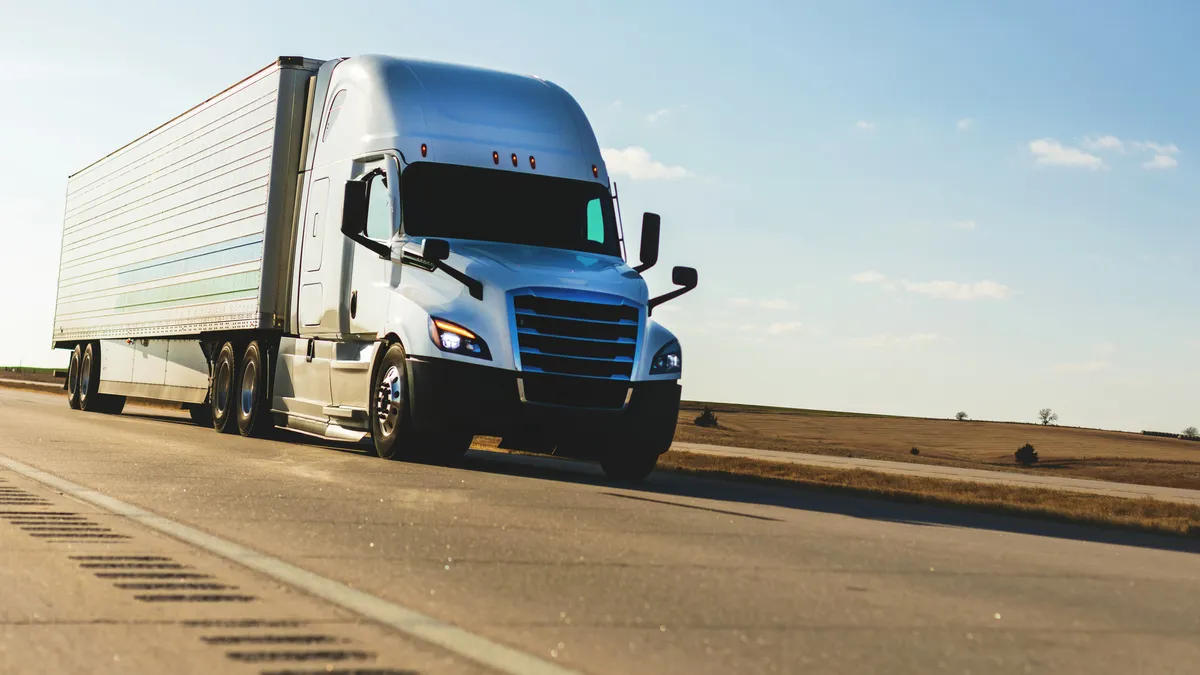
[{"x1": 456, "y1": 449, "x2": 1200, "y2": 555}]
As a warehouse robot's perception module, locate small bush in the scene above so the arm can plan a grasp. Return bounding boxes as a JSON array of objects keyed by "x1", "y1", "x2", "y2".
[
  {"x1": 1183, "y1": 426, "x2": 1199, "y2": 440},
  {"x1": 1015, "y1": 443, "x2": 1039, "y2": 466},
  {"x1": 955, "y1": 412, "x2": 968, "y2": 421},
  {"x1": 694, "y1": 406, "x2": 720, "y2": 428},
  {"x1": 910, "y1": 447, "x2": 920, "y2": 455}
]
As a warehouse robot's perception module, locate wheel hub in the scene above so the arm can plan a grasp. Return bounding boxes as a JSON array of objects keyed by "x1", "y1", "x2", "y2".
[
  {"x1": 376, "y1": 365, "x2": 403, "y2": 437},
  {"x1": 240, "y1": 360, "x2": 257, "y2": 417}
]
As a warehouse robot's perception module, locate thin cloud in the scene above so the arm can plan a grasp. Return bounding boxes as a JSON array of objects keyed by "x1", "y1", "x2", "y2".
[
  {"x1": 1082, "y1": 135, "x2": 1124, "y2": 152},
  {"x1": 600, "y1": 147, "x2": 691, "y2": 180},
  {"x1": 902, "y1": 280, "x2": 1012, "y2": 300},
  {"x1": 730, "y1": 297, "x2": 792, "y2": 311},
  {"x1": 852, "y1": 333, "x2": 943, "y2": 348},
  {"x1": 851, "y1": 271, "x2": 887, "y2": 284},
  {"x1": 1054, "y1": 361, "x2": 1108, "y2": 374},
  {"x1": 646, "y1": 108, "x2": 671, "y2": 123},
  {"x1": 1029, "y1": 139, "x2": 1105, "y2": 169},
  {"x1": 855, "y1": 120, "x2": 876, "y2": 131},
  {"x1": 767, "y1": 321, "x2": 805, "y2": 335},
  {"x1": 956, "y1": 118, "x2": 974, "y2": 131},
  {"x1": 1143, "y1": 154, "x2": 1178, "y2": 170},
  {"x1": 951, "y1": 220, "x2": 978, "y2": 230}
]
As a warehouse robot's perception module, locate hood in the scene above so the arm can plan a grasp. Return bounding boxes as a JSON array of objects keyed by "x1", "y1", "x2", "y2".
[{"x1": 440, "y1": 239, "x2": 649, "y2": 304}]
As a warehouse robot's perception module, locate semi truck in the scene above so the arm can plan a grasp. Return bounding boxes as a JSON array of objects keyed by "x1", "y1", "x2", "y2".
[{"x1": 51, "y1": 54, "x2": 696, "y2": 480}]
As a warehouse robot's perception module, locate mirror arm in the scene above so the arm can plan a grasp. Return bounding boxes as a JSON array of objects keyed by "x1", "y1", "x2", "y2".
[
  {"x1": 648, "y1": 278, "x2": 697, "y2": 316},
  {"x1": 434, "y1": 261, "x2": 484, "y2": 301},
  {"x1": 347, "y1": 232, "x2": 392, "y2": 259},
  {"x1": 633, "y1": 260, "x2": 655, "y2": 274}
]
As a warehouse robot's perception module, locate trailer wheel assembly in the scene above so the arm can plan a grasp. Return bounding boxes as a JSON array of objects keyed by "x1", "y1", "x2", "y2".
[
  {"x1": 67, "y1": 345, "x2": 82, "y2": 410},
  {"x1": 236, "y1": 340, "x2": 273, "y2": 437},
  {"x1": 211, "y1": 341, "x2": 240, "y2": 433}
]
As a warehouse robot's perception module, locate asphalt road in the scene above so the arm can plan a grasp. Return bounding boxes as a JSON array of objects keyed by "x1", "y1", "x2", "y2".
[{"x1": 1, "y1": 388, "x2": 1198, "y2": 675}]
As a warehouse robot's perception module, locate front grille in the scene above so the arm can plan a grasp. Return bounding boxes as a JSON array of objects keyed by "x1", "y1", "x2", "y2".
[
  {"x1": 513, "y1": 294, "x2": 638, "y2": 380},
  {"x1": 521, "y1": 374, "x2": 630, "y2": 409}
]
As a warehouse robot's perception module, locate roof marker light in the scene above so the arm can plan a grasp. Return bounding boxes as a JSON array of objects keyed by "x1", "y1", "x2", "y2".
[
  {"x1": 493, "y1": 151, "x2": 499, "y2": 165},
  {"x1": 511, "y1": 153, "x2": 518, "y2": 167},
  {"x1": 420, "y1": 143, "x2": 427, "y2": 157},
  {"x1": 592, "y1": 164, "x2": 599, "y2": 178},
  {"x1": 529, "y1": 155, "x2": 536, "y2": 170}
]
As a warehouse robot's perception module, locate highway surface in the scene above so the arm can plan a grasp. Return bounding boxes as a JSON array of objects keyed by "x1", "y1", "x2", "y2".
[{"x1": 1, "y1": 387, "x2": 1198, "y2": 674}]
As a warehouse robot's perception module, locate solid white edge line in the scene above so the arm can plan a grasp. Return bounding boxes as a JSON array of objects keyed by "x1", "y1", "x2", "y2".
[{"x1": 0, "y1": 455, "x2": 581, "y2": 675}]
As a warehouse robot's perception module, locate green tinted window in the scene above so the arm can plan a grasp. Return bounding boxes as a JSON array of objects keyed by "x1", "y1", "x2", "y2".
[{"x1": 586, "y1": 198, "x2": 604, "y2": 243}]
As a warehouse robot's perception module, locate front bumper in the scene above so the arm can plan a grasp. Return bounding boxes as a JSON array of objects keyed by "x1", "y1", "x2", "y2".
[{"x1": 406, "y1": 356, "x2": 681, "y2": 446}]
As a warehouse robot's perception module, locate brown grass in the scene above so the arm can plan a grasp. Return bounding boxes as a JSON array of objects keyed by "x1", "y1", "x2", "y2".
[
  {"x1": 677, "y1": 401, "x2": 1200, "y2": 490},
  {"x1": 659, "y1": 450, "x2": 1200, "y2": 537}
]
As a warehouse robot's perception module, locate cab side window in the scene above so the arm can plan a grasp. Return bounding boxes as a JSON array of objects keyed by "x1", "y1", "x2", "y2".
[{"x1": 365, "y1": 172, "x2": 392, "y2": 241}]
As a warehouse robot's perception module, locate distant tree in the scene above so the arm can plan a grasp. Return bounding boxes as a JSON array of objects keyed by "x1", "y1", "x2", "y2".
[
  {"x1": 955, "y1": 411, "x2": 968, "y2": 421},
  {"x1": 1184, "y1": 426, "x2": 1199, "y2": 439},
  {"x1": 694, "y1": 406, "x2": 719, "y2": 428},
  {"x1": 1014, "y1": 443, "x2": 1039, "y2": 466},
  {"x1": 1037, "y1": 408, "x2": 1059, "y2": 426}
]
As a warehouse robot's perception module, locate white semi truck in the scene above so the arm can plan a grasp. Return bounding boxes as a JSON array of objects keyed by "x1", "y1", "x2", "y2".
[{"x1": 51, "y1": 55, "x2": 696, "y2": 480}]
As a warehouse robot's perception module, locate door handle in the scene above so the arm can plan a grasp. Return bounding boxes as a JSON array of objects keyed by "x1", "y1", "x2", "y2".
[
  {"x1": 350, "y1": 290, "x2": 358, "y2": 319},
  {"x1": 306, "y1": 338, "x2": 315, "y2": 363}
]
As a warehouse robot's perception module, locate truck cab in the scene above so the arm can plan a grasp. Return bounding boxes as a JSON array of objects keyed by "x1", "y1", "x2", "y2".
[{"x1": 270, "y1": 55, "x2": 695, "y2": 479}]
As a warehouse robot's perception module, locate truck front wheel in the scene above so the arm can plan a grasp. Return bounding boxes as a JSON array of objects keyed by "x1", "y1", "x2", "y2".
[
  {"x1": 371, "y1": 343, "x2": 413, "y2": 460},
  {"x1": 600, "y1": 449, "x2": 661, "y2": 482},
  {"x1": 210, "y1": 341, "x2": 239, "y2": 433}
]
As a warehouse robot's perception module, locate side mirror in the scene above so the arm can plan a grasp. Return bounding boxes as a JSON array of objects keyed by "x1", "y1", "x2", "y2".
[
  {"x1": 421, "y1": 238, "x2": 450, "y2": 262},
  {"x1": 648, "y1": 265, "x2": 698, "y2": 316},
  {"x1": 634, "y1": 212, "x2": 660, "y2": 273},
  {"x1": 341, "y1": 180, "x2": 368, "y2": 237},
  {"x1": 341, "y1": 180, "x2": 390, "y2": 258}
]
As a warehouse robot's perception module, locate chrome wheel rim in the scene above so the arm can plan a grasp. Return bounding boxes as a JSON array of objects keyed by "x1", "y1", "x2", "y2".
[
  {"x1": 68, "y1": 352, "x2": 79, "y2": 397},
  {"x1": 215, "y1": 358, "x2": 232, "y2": 415},
  {"x1": 375, "y1": 365, "x2": 403, "y2": 437},
  {"x1": 240, "y1": 358, "x2": 257, "y2": 418},
  {"x1": 80, "y1": 352, "x2": 92, "y2": 399}
]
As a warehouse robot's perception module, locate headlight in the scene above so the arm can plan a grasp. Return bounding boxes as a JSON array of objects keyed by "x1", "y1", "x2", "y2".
[
  {"x1": 650, "y1": 340, "x2": 682, "y2": 375},
  {"x1": 429, "y1": 317, "x2": 491, "y2": 359}
]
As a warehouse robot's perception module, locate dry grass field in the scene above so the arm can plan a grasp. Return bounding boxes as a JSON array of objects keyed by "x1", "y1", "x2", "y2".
[{"x1": 676, "y1": 401, "x2": 1200, "y2": 490}]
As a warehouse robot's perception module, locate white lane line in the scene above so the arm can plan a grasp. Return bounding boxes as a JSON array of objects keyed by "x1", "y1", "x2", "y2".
[{"x1": 0, "y1": 455, "x2": 581, "y2": 675}]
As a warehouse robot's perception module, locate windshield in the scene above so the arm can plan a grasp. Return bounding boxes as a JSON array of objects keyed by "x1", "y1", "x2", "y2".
[{"x1": 401, "y1": 162, "x2": 621, "y2": 257}]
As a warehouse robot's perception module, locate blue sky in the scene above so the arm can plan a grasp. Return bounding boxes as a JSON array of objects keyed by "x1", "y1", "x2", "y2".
[{"x1": 1, "y1": 0, "x2": 1196, "y2": 432}]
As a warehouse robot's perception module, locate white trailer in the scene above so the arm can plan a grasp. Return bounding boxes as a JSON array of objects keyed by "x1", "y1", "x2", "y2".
[{"x1": 53, "y1": 55, "x2": 696, "y2": 480}]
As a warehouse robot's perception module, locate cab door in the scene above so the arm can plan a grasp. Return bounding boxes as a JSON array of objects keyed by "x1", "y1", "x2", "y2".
[{"x1": 342, "y1": 156, "x2": 401, "y2": 338}]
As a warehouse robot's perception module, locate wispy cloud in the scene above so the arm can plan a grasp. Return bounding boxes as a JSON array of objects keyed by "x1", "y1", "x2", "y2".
[
  {"x1": 1082, "y1": 135, "x2": 1124, "y2": 151},
  {"x1": 610, "y1": 100, "x2": 622, "y2": 108},
  {"x1": 855, "y1": 272, "x2": 1011, "y2": 301},
  {"x1": 1076, "y1": 135, "x2": 1180, "y2": 170},
  {"x1": 951, "y1": 220, "x2": 978, "y2": 230},
  {"x1": 767, "y1": 321, "x2": 805, "y2": 335},
  {"x1": 956, "y1": 118, "x2": 974, "y2": 131},
  {"x1": 1029, "y1": 138, "x2": 1105, "y2": 169},
  {"x1": 600, "y1": 147, "x2": 691, "y2": 180},
  {"x1": 730, "y1": 297, "x2": 792, "y2": 310},
  {"x1": 646, "y1": 108, "x2": 671, "y2": 123},
  {"x1": 1054, "y1": 361, "x2": 1108, "y2": 374},
  {"x1": 852, "y1": 333, "x2": 943, "y2": 349},
  {"x1": 851, "y1": 271, "x2": 886, "y2": 284},
  {"x1": 855, "y1": 120, "x2": 876, "y2": 132}
]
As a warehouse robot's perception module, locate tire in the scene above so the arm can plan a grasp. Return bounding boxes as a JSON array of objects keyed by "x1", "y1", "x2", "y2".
[
  {"x1": 236, "y1": 340, "x2": 273, "y2": 437},
  {"x1": 600, "y1": 448, "x2": 660, "y2": 482},
  {"x1": 187, "y1": 403, "x2": 213, "y2": 427},
  {"x1": 97, "y1": 395, "x2": 126, "y2": 415},
  {"x1": 67, "y1": 345, "x2": 82, "y2": 410},
  {"x1": 210, "y1": 341, "x2": 239, "y2": 433},
  {"x1": 78, "y1": 342, "x2": 103, "y2": 412},
  {"x1": 417, "y1": 432, "x2": 474, "y2": 465},
  {"x1": 370, "y1": 342, "x2": 415, "y2": 460}
]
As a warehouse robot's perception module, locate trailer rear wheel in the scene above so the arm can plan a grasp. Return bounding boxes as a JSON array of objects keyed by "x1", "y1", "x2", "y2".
[
  {"x1": 78, "y1": 343, "x2": 103, "y2": 412},
  {"x1": 67, "y1": 345, "x2": 82, "y2": 410},
  {"x1": 236, "y1": 340, "x2": 272, "y2": 437},
  {"x1": 211, "y1": 341, "x2": 239, "y2": 433}
]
